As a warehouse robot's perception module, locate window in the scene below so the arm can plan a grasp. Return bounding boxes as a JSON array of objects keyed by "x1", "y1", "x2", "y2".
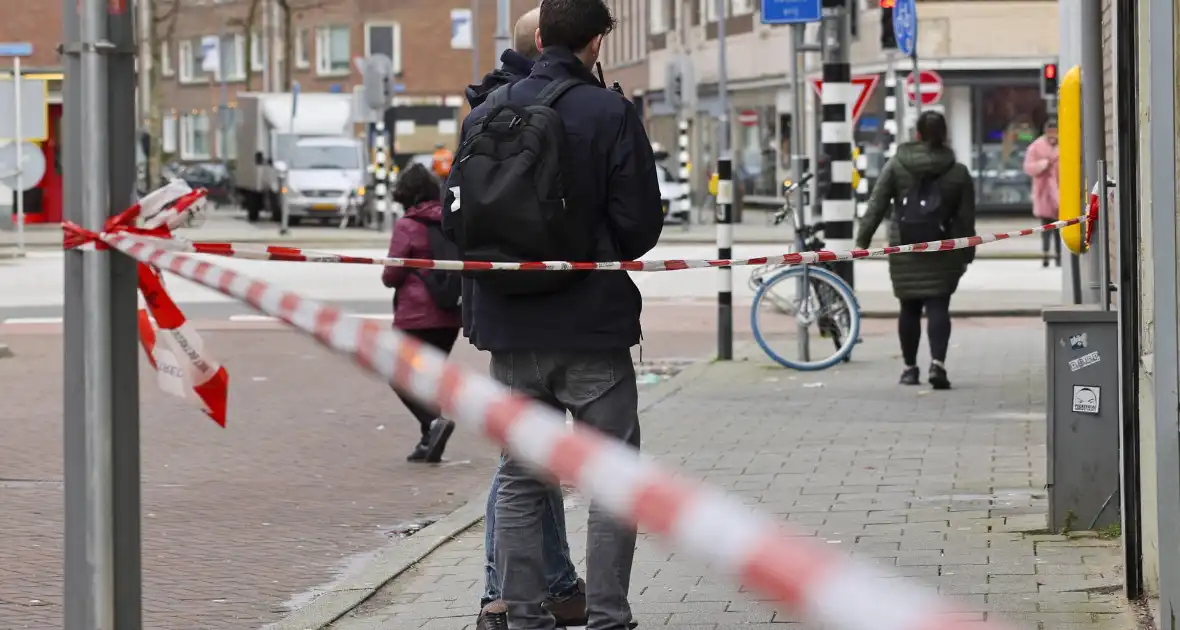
[
  {"x1": 974, "y1": 85, "x2": 1047, "y2": 207},
  {"x1": 732, "y1": 0, "x2": 753, "y2": 15},
  {"x1": 160, "y1": 42, "x2": 174, "y2": 77},
  {"x1": 162, "y1": 114, "x2": 178, "y2": 154},
  {"x1": 295, "y1": 27, "x2": 310, "y2": 69},
  {"x1": 315, "y1": 25, "x2": 350, "y2": 76},
  {"x1": 180, "y1": 113, "x2": 211, "y2": 160},
  {"x1": 250, "y1": 31, "x2": 265, "y2": 72},
  {"x1": 216, "y1": 108, "x2": 237, "y2": 159},
  {"x1": 619, "y1": 0, "x2": 631, "y2": 61},
  {"x1": 178, "y1": 40, "x2": 196, "y2": 83},
  {"x1": 701, "y1": 0, "x2": 722, "y2": 23},
  {"x1": 365, "y1": 22, "x2": 402, "y2": 75},
  {"x1": 290, "y1": 143, "x2": 362, "y2": 170},
  {"x1": 218, "y1": 34, "x2": 246, "y2": 81}
]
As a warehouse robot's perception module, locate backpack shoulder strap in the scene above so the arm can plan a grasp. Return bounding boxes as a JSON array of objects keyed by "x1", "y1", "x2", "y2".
[
  {"x1": 534, "y1": 78, "x2": 584, "y2": 108},
  {"x1": 485, "y1": 83, "x2": 512, "y2": 109}
]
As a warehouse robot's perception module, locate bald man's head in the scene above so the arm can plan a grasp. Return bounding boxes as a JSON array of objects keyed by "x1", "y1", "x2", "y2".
[{"x1": 514, "y1": 8, "x2": 541, "y2": 60}]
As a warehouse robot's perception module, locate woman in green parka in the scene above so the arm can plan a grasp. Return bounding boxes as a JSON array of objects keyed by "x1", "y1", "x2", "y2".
[{"x1": 855, "y1": 111, "x2": 976, "y2": 390}]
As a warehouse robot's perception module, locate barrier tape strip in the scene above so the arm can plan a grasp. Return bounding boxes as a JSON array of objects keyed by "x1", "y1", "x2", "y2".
[
  {"x1": 167, "y1": 214, "x2": 1092, "y2": 273},
  {"x1": 63, "y1": 181, "x2": 228, "y2": 426},
  {"x1": 96, "y1": 228, "x2": 1010, "y2": 630}
]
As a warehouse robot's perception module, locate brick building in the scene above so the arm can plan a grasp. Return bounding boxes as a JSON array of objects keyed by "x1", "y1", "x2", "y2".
[{"x1": 156, "y1": 0, "x2": 537, "y2": 162}]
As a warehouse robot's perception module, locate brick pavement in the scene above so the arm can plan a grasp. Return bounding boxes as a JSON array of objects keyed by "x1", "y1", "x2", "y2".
[
  {"x1": 0, "y1": 331, "x2": 505, "y2": 630},
  {"x1": 326, "y1": 319, "x2": 1135, "y2": 630}
]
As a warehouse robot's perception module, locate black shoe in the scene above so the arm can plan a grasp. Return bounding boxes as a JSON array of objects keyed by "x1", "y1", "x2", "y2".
[
  {"x1": 423, "y1": 418, "x2": 455, "y2": 463},
  {"x1": 1042, "y1": 256, "x2": 1050, "y2": 268},
  {"x1": 899, "y1": 366, "x2": 920, "y2": 385},
  {"x1": 929, "y1": 363, "x2": 951, "y2": 390},
  {"x1": 476, "y1": 600, "x2": 508, "y2": 630},
  {"x1": 406, "y1": 440, "x2": 430, "y2": 463},
  {"x1": 544, "y1": 578, "x2": 587, "y2": 627}
]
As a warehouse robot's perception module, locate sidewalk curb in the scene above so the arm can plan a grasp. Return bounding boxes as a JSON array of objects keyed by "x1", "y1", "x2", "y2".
[
  {"x1": 860, "y1": 308, "x2": 1044, "y2": 318},
  {"x1": 271, "y1": 355, "x2": 714, "y2": 630}
]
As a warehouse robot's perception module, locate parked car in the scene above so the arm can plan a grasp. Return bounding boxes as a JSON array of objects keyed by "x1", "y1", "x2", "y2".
[
  {"x1": 656, "y1": 163, "x2": 691, "y2": 226},
  {"x1": 176, "y1": 162, "x2": 237, "y2": 207}
]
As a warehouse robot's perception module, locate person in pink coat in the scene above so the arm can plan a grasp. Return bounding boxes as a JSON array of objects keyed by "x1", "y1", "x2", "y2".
[{"x1": 1023, "y1": 120, "x2": 1061, "y2": 267}]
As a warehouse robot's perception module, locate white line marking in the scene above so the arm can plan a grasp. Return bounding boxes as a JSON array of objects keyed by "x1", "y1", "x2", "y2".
[
  {"x1": 4, "y1": 316, "x2": 63, "y2": 325},
  {"x1": 228, "y1": 314, "x2": 279, "y2": 322}
]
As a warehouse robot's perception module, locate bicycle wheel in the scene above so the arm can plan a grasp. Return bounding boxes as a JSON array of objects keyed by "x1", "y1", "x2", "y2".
[{"x1": 751, "y1": 265, "x2": 861, "y2": 371}]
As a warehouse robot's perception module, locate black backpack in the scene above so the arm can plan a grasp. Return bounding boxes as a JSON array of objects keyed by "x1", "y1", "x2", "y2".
[
  {"x1": 896, "y1": 163, "x2": 956, "y2": 244},
  {"x1": 448, "y1": 78, "x2": 592, "y2": 295},
  {"x1": 409, "y1": 217, "x2": 463, "y2": 311}
]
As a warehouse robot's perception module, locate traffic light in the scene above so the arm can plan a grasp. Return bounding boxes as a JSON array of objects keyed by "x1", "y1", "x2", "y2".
[
  {"x1": 880, "y1": 0, "x2": 896, "y2": 50},
  {"x1": 1041, "y1": 62, "x2": 1059, "y2": 99}
]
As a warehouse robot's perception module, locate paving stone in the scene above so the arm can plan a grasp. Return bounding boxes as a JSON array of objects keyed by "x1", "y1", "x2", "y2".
[{"x1": 328, "y1": 322, "x2": 1135, "y2": 630}]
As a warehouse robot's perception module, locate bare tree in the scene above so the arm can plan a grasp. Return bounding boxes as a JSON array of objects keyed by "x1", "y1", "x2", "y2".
[{"x1": 275, "y1": 0, "x2": 330, "y2": 91}]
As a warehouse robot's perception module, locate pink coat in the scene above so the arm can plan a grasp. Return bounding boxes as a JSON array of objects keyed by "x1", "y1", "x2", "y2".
[
  {"x1": 381, "y1": 201, "x2": 462, "y2": 330},
  {"x1": 1023, "y1": 136, "x2": 1059, "y2": 220}
]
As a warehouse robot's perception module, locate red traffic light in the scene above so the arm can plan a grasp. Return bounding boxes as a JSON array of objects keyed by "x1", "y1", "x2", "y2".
[
  {"x1": 879, "y1": 0, "x2": 895, "y2": 6},
  {"x1": 1044, "y1": 63, "x2": 1057, "y2": 79}
]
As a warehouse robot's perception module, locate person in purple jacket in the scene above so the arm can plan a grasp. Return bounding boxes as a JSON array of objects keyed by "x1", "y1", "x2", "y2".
[{"x1": 382, "y1": 163, "x2": 461, "y2": 462}]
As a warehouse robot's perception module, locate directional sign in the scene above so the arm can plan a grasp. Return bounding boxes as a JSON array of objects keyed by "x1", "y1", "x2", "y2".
[
  {"x1": 760, "y1": 0, "x2": 822, "y2": 24},
  {"x1": 809, "y1": 75, "x2": 882, "y2": 125},
  {"x1": 0, "y1": 42, "x2": 33, "y2": 57},
  {"x1": 893, "y1": 0, "x2": 917, "y2": 56},
  {"x1": 904, "y1": 69, "x2": 943, "y2": 106}
]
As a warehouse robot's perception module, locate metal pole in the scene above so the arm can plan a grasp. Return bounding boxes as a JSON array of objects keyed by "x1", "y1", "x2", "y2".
[
  {"x1": 790, "y1": 24, "x2": 809, "y2": 363},
  {"x1": 1147, "y1": 0, "x2": 1180, "y2": 623},
  {"x1": 14, "y1": 56, "x2": 24, "y2": 253},
  {"x1": 678, "y1": 118, "x2": 691, "y2": 224},
  {"x1": 821, "y1": 0, "x2": 855, "y2": 288},
  {"x1": 373, "y1": 116, "x2": 389, "y2": 231},
  {"x1": 494, "y1": 0, "x2": 510, "y2": 69},
  {"x1": 261, "y1": 0, "x2": 270, "y2": 92},
  {"x1": 106, "y1": 1, "x2": 143, "y2": 624},
  {"x1": 910, "y1": 52, "x2": 920, "y2": 118},
  {"x1": 1081, "y1": 0, "x2": 1105, "y2": 305},
  {"x1": 883, "y1": 52, "x2": 898, "y2": 158},
  {"x1": 63, "y1": 0, "x2": 116, "y2": 625},
  {"x1": 715, "y1": 0, "x2": 732, "y2": 361},
  {"x1": 472, "y1": 0, "x2": 480, "y2": 83},
  {"x1": 1096, "y1": 159, "x2": 1111, "y2": 311},
  {"x1": 219, "y1": 22, "x2": 229, "y2": 172}
]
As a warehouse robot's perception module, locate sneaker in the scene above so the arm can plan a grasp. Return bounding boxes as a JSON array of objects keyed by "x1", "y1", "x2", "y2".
[
  {"x1": 899, "y1": 366, "x2": 920, "y2": 386},
  {"x1": 928, "y1": 363, "x2": 951, "y2": 390},
  {"x1": 423, "y1": 418, "x2": 455, "y2": 463},
  {"x1": 476, "y1": 600, "x2": 508, "y2": 630},
  {"x1": 544, "y1": 578, "x2": 587, "y2": 627},
  {"x1": 406, "y1": 440, "x2": 430, "y2": 463}
]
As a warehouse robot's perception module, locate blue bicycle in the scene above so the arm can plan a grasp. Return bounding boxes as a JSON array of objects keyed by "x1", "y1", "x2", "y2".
[{"x1": 749, "y1": 174, "x2": 861, "y2": 371}]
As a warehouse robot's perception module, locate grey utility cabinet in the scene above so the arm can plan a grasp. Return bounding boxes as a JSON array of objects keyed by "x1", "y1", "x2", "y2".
[{"x1": 1043, "y1": 306, "x2": 1121, "y2": 532}]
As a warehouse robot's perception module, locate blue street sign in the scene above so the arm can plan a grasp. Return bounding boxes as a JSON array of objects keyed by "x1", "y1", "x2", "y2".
[
  {"x1": 0, "y1": 42, "x2": 33, "y2": 57},
  {"x1": 760, "y1": 0, "x2": 821, "y2": 24},
  {"x1": 893, "y1": 0, "x2": 917, "y2": 56}
]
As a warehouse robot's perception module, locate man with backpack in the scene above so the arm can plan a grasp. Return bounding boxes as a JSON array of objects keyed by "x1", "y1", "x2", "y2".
[
  {"x1": 443, "y1": 0, "x2": 664, "y2": 627},
  {"x1": 856, "y1": 111, "x2": 977, "y2": 390},
  {"x1": 462, "y1": 8, "x2": 594, "y2": 630}
]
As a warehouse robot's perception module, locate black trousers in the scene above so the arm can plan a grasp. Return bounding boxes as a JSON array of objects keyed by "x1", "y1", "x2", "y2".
[
  {"x1": 395, "y1": 327, "x2": 460, "y2": 440},
  {"x1": 898, "y1": 295, "x2": 952, "y2": 366},
  {"x1": 1041, "y1": 230, "x2": 1062, "y2": 261}
]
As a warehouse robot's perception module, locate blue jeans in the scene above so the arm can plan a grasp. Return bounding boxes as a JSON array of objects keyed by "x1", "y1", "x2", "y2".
[{"x1": 483, "y1": 456, "x2": 580, "y2": 605}]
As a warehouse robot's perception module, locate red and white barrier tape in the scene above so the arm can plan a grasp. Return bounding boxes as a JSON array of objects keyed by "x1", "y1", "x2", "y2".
[
  {"x1": 93, "y1": 229, "x2": 1010, "y2": 630},
  {"x1": 63, "y1": 181, "x2": 229, "y2": 426},
  {"x1": 163, "y1": 214, "x2": 1092, "y2": 273}
]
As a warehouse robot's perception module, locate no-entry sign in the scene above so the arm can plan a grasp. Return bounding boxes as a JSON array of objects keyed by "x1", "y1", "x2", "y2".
[
  {"x1": 905, "y1": 69, "x2": 943, "y2": 106},
  {"x1": 738, "y1": 110, "x2": 759, "y2": 126}
]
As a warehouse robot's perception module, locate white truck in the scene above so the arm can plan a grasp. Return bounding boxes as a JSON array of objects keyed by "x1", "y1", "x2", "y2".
[{"x1": 235, "y1": 92, "x2": 368, "y2": 225}]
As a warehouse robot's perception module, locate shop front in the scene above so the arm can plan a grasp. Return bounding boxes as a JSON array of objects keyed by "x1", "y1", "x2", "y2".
[{"x1": 854, "y1": 67, "x2": 1049, "y2": 216}]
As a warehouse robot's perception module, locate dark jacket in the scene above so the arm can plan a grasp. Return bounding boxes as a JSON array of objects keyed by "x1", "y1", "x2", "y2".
[
  {"x1": 855, "y1": 141, "x2": 977, "y2": 300},
  {"x1": 458, "y1": 49, "x2": 537, "y2": 339},
  {"x1": 382, "y1": 201, "x2": 462, "y2": 330},
  {"x1": 444, "y1": 47, "x2": 664, "y2": 351}
]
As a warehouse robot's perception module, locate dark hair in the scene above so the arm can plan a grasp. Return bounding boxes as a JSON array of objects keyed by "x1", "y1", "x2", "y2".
[
  {"x1": 916, "y1": 111, "x2": 948, "y2": 149},
  {"x1": 392, "y1": 163, "x2": 440, "y2": 208},
  {"x1": 538, "y1": 0, "x2": 616, "y2": 53}
]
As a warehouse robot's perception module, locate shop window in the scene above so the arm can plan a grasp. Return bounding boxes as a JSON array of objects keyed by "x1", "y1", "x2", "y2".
[
  {"x1": 736, "y1": 105, "x2": 778, "y2": 198},
  {"x1": 975, "y1": 85, "x2": 1047, "y2": 207}
]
